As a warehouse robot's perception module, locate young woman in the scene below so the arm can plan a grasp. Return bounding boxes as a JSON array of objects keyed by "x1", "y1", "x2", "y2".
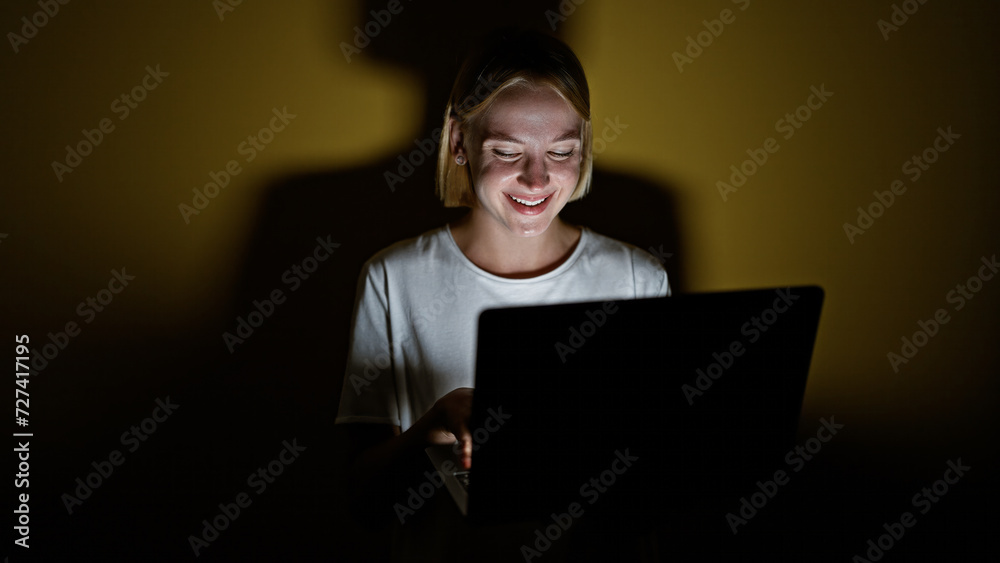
[{"x1": 336, "y1": 29, "x2": 669, "y2": 559}]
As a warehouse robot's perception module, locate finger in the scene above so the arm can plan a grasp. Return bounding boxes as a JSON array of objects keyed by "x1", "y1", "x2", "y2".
[{"x1": 458, "y1": 426, "x2": 472, "y2": 469}]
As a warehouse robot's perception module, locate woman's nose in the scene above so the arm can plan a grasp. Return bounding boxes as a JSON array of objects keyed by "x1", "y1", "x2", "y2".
[{"x1": 518, "y1": 155, "x2": 548, "y2": 189}]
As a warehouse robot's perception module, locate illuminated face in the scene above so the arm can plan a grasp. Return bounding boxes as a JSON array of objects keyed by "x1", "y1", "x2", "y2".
[{"x1": 464, "y1": 84, "x2": 583, "y2": 238}]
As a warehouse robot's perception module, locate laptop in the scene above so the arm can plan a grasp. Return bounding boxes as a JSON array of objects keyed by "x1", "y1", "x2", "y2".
[{"x1": 426, "y1": 286, "x2": 825, "y2": 527}]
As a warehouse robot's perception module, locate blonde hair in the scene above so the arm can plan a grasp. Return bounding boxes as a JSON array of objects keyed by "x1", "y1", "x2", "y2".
[{"x1": 436, "y1": 30, "x2": 594, "y2": 208}]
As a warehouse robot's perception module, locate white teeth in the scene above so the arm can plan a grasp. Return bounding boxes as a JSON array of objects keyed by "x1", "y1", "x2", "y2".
[{"x1": 510, "y1": 194, "x2": 547, "y2": 206}]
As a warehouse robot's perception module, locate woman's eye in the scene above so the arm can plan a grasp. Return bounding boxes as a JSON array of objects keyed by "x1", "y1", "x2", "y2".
[
  {"x1": 492, "y1": 149, "x2": 519, "y2": 159},
  {"x1": 550, "y1": 150, "x2": 575, "y2": 159}
]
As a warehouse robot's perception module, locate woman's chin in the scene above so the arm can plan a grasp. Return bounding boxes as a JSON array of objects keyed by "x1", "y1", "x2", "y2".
[{"x1": 505, "y1": 217, "x2": 554, "y2": 238}]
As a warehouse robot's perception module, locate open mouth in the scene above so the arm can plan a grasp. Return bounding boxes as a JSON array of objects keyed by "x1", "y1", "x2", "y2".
[
  {"x1": 508, "y1": 194, "x2": 549, "y2": 207},
  {"x1": 505, "y1": 193, "x2": 553, "y2": 216}
]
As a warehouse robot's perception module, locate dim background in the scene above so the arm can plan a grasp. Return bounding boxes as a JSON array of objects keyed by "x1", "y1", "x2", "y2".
[{"x1": 1, "y1": 0, "x2": 997, "y2": 561}]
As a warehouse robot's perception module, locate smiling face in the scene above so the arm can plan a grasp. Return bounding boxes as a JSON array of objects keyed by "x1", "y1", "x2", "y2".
[{"x1": 457, "y1": 83, "x2": 584, "y2": 238}]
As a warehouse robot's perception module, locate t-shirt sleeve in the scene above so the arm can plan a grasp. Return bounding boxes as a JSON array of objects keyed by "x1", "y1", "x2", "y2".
[
  {"x1": 631, "y1": 247, "x2": 671, "y2": 298},
  {"x1": 334, "y1": 258, "x2": 402, "y2": 427}
]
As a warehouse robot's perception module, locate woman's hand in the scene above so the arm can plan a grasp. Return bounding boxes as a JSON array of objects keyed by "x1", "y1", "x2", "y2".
[
  {"x1": 342, "y1": 386, "x2": 475, "y2": 521},
  {"x1": 425, "y1": 387, "x2": 473, "y2": 469}
]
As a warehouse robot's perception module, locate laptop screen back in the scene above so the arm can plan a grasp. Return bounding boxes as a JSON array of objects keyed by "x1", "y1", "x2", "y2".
[{"x1": 466, "y1": 286, "x2": 825, "y2": 526}]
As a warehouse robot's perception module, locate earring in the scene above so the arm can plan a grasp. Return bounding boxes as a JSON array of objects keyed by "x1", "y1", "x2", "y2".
[{"x1": 455, "y1": 155, "x2": 466, "y2": 165}]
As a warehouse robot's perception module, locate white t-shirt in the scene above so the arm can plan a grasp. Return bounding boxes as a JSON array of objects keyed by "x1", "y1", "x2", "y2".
[{"x1": 335, "y1": 225, "x2": 670, "y2": 431}]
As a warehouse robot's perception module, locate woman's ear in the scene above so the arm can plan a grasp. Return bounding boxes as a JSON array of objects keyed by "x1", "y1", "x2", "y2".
[{"x1": 448, "y1": 117, "x2": 466, "y2": 161}]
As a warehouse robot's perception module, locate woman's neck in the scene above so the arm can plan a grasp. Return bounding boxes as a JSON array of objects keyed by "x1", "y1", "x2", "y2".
[{"x1": 449, "y1": 213, "x2": 582, "y2": 279}]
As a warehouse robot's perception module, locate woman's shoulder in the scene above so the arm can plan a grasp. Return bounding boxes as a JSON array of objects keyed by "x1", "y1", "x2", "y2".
[
  {"x1": 578, "y1": 228, "x2": 671, "y2": 297},
  {"x1": 361, "y1": 226, "x2": 456, "y2": 273},
  {"x1": 580, "y1": 228, "x2": 666, "y2": 271}
]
